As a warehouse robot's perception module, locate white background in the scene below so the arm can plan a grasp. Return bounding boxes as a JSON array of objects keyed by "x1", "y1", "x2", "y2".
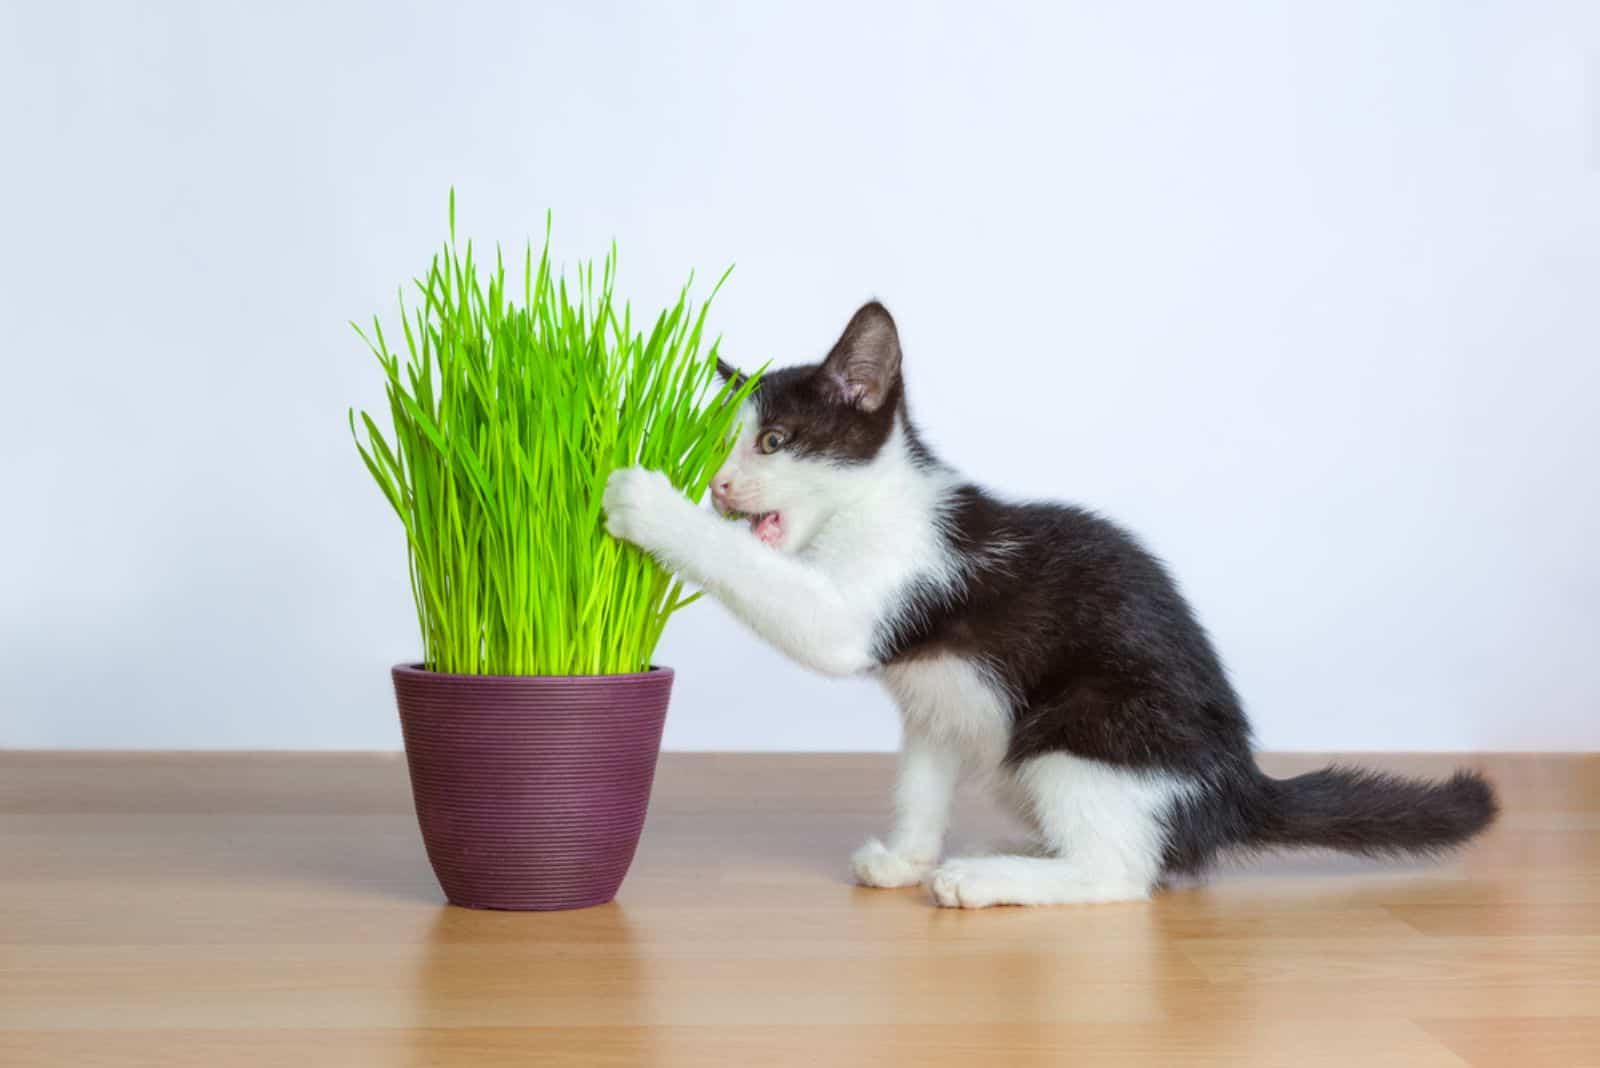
[{"x1": 2, "y1": 2, "x2": 1596, "y2": 751}]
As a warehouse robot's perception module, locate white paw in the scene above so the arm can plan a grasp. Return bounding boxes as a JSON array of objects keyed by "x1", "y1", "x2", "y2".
[
  {"x1": 602, "y1": 466, "x2": 682, "y2": 548},
  {"x1": 926, "y1": 859, "x2": 1000, "y2": 909},
  {"x1": 851, "y1": 839, "x2": 935, "y2": 888},
  {"x1": 927, "y1": 856, "x2": 1152, "y2": 908}
]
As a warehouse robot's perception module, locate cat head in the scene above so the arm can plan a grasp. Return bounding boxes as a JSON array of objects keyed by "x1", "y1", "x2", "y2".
[{"x1": 710, "y1": 301, "x2": 908, "y2": 552}]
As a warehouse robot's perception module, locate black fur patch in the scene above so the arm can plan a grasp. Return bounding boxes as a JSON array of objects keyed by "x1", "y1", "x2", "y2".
[
  {"x1": 751, "y1": 365, "x2": 901, "y2": 465},
  {"x1": 723, "y1": 302, "x2": 906, "y2": 466},
  {"x1": 879, "y1": 486, "x2": 1256, "y2": 775}
]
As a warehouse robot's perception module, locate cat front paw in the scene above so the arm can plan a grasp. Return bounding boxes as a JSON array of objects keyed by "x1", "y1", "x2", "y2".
[
  {"x1": 852, "y1": 838, "x2": 935, "y2": 888},
  {"x1": 603, "y1": 466, "x2": 685, "y2": 549}
]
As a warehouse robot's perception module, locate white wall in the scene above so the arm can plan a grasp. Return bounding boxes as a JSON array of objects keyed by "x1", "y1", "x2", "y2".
[{"x1": 2, "y1": 1, "x2": 1596, "y2": 751}]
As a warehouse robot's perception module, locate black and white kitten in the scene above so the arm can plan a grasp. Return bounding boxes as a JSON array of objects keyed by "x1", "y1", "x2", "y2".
[{"x1": 603, "y1": 302, "x2": 1497, "y2": 908}]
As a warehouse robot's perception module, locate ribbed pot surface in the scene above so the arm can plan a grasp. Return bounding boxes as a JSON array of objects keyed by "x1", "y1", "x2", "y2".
[{"x1": 391, "y1": 664, "x2": 672, "y2": 910}]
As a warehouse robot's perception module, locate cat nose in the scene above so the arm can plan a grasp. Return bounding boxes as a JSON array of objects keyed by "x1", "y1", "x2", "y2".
[{"x1": 712, "y1": 479, "x2": 732, "y2": 503}]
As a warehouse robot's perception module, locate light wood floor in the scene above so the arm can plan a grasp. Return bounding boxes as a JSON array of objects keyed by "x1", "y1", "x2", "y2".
[{"x1": 1, "y1": 752, "x2": 1597, "y2": 1067}]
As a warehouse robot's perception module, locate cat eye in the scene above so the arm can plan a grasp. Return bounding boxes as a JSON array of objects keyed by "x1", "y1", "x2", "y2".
[{"x1": 757, "y1": 429, "x2": 786, "y2": 454}]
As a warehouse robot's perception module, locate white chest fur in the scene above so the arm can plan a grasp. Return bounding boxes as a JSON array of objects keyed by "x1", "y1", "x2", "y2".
[{"x1": 879, "y1": 654, "x2": 1012, "y2": 772}]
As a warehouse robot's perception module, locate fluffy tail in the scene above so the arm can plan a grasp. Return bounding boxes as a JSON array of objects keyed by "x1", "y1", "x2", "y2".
[{"x1": 1252, "y1": 765, "x2": 1498, "y2": 856}]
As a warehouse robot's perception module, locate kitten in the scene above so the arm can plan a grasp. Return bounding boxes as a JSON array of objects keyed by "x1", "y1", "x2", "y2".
[{"x1": 603, "y1": 302, "x2": 1497, "y2": 908}]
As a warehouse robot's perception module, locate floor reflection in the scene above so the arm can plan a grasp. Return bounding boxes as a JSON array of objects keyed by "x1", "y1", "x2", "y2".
[{"x1": 408, "y1": 901, "x2": 656, "y2": 1062}]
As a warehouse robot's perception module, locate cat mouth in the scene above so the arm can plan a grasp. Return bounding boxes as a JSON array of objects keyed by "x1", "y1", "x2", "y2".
[{"x1": 728, "y1": 508, "x2": 784, "y2": 546}]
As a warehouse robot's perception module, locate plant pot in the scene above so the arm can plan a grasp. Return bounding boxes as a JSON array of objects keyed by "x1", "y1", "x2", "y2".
[{"x1": 391, "y1": 663, "x2": 672, "y2": 910}]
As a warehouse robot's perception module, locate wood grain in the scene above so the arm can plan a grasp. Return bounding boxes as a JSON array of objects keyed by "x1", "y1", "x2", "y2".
[{"x1": 1, "y1": 751, "x2": 1595, "y2": 1066}]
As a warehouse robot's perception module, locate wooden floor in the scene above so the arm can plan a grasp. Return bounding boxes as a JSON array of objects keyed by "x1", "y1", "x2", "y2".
[{"x1": 1, "y1": 752, "x2": 1597, "y2": 1067}]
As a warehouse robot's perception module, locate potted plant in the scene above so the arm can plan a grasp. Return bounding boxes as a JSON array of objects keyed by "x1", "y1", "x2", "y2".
[{"x1": 350, "y1": 197, "x2": 758, "y2": 909}]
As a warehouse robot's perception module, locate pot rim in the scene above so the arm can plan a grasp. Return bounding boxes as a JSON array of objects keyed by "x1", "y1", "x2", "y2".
[{"x1": 392, "y1": 662, "x2": 673, "y2": 684}]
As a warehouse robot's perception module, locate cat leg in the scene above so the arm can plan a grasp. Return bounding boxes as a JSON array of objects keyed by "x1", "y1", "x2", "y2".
[
  {"x1": 603, "y1": 467, "x2": 877, "y2": 676},
  {"x1": 927, "y1": 752, "x2": 1190, "y2": 908},
  {"x1": 853, "y1": 733, "x2": 961, "y2": 887}
]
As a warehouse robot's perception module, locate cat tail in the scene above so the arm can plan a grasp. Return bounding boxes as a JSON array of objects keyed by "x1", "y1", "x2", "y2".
[{"x1": 1250, "y1": 764, "x2": 1498, "y2": 856}]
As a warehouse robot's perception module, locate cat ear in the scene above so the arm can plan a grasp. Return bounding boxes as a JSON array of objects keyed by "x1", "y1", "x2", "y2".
[
  {"x1": 715, "y1": 357, "x2": 745, "y2": 386},
  {"x1": 819, "y1": 301, "x2": 901, "y2": 412}
]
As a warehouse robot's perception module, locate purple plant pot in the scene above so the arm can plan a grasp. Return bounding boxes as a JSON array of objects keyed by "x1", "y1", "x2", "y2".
[{"x1": 391, "y1": 663, "x2": 672, "y2": 910}]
